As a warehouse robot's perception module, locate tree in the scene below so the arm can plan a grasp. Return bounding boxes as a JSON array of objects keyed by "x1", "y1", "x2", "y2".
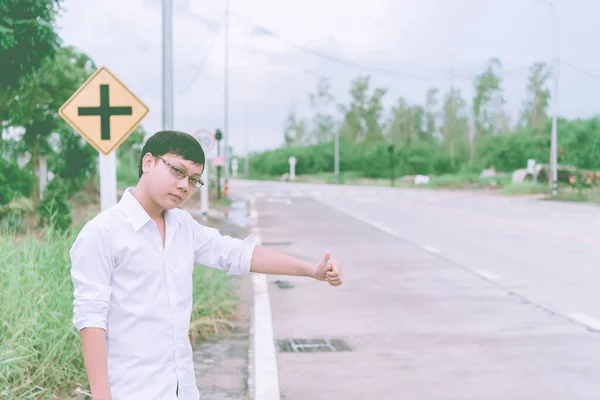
[
  {"x1": 468, "y1": 57, "x2": 509, "y2": 163},
  {"x1": 488, "y1": 95, "x2": 511, "y2": 135},
  {"x1": 0, "y1": 0, "x2": 62, "y2": 88},
  {"x1": 338, "y1": 75, "x2": 387, "y2": 143},
  {"x1": 423, "y1": 87, "x2": 439, "y2": 142},
  {"x1": 387, "y1": 97, "x2": 424, "y2": 146},
  {"x1": 472, "y1": 58, "x2": 505, "y2": 137},
  {"x1": 283, "y1": 108, "x2": 308, "y2": 147},
  {"x1": 441, "y1": 88, "x2": 469, "y2": 169},
  {"x1": 519, "y1": 62, "x2": 552, "y2": 132},
  {"x1": 0, "y1": 0, "x2": 63, "y2": 155},
  {"x1": 6, "y1": 45, "x2": 96, "y2": 201},
  {"x1": 308, "y1": 77, "x2": 336, "y2": 144}
]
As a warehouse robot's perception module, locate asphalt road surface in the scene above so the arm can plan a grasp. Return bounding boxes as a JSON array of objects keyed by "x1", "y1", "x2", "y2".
[{"x1": 233, "y1": 179, "x2": 600, "y2": 400}]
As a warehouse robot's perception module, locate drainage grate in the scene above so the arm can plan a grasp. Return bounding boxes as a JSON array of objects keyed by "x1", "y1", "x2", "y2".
[
  {"x1": 273, "y1": 280, "x2": 295, "y2": 289},
  {"x1": 277, "y1": 338, "x2": 351, "y2": 353}
]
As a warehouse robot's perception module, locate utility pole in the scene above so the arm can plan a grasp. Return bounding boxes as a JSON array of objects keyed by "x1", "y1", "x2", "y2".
[
  {"x1": 223, "y1": 0, "x2": 230, "y2": 192},
  {"x1": 537, "y1": 0, "x2": 559, "y2": 197},
  {"x1": 550, "y1": 3, "x2": 559, "y2": 197},
  {"x1": 162, "y1": 0, "x2": 173, "y2": 130}
]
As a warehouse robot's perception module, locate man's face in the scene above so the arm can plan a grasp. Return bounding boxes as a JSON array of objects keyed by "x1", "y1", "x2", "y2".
[{"x1": 142, "y1": 152, "x2": 204, "y2": 209}]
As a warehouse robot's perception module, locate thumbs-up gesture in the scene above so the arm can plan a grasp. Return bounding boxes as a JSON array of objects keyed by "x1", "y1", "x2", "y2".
[{"x1": 313, "y1": 251, "x2": 343, "y2": 287}]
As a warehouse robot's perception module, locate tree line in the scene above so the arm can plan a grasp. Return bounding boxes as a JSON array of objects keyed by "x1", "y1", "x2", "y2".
[{"x1": 249, "y1": 58, "x2": 600, "y2": 181}]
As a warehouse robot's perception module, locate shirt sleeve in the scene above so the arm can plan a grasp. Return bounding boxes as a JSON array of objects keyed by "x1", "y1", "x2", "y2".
[
  {"x1": 191, "y1": 218, "x2": 258, "y2": 276},
  {"x1": 70, "y1": 219, "x2": 115, "y2": 331}
]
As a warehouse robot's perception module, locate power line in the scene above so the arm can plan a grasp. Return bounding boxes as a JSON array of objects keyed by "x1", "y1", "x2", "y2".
[
  {"x1": 561, "y1": 59, "x2": 600, "y2": 81},
  {"x1": 231, "y1": 13, "x2": 451, "y2": 80},
  {"x1": 178, "y1": 12, "x2": 226, "y2": 96},
  {"x1": 231, "y1": 12, "x2": 535, "y2": 81}
]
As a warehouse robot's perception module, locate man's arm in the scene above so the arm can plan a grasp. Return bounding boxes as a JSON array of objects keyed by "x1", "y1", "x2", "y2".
[
  {"x1": 80, "y1": 328, "x2": 112, "y2": 400},
  {"x1": 250, "y1": 246, "x2": 343, "y2": 286},
  {"x1": 249, "y1": 245, "x2": 315, "y2": 277},
  {"x1": 189, "y1": 215, "x2": 343, "y2": 285},
  {"x1": 70, "y1": 220, "x2": 115, "y2": 399}
]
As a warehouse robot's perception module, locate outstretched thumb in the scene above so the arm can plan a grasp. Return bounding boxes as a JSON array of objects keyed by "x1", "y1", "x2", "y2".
[{"x1": 321, "y1": 250, "x2": 331, "y2": 267}]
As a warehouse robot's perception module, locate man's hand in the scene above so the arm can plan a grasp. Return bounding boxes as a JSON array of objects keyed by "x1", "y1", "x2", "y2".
[
  {"x1": 249, "y1": 245, "x2": 343, "y2": 284},
  {"x1": 313, "y1": 251, "x2": 343, "y2": 286}
]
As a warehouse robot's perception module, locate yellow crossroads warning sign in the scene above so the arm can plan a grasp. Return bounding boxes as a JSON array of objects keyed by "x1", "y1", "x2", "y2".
[{"x1": 59, "y1": 67, "x2": 149, "y2": 155}]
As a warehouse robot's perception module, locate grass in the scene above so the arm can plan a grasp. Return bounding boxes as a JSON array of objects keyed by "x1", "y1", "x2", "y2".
[
  {"x1": 188, "y1": 268, "x2": 237, "y2": 342},
  {"x1": 0, "y1": 226, "x2": 238, "y2": 399},
  {"x1": 251, "y1": 171, "x2": 514, "y2": 190},
  {"x1": 500, "y1": 182, "x2": 550, "y2": 196},
  {"x1": 541, "y1": 187, "x2": 600, "y2": 204},
  {"x1": 0, "y1": 229, "x2": 84, "y2": 399},
  {"x1": 423, "y1": 173, "x2": 511, "y2": 189}
]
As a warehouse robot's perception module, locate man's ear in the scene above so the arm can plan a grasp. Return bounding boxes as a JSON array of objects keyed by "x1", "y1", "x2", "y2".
[{"x1": 141, "y1": 152, "x2": 156, "y2": 174}]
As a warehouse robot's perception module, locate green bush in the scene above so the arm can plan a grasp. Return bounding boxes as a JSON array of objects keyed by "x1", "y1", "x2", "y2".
[
  {"x1": 51, "y1": 132, "x2": 97, "y2": 197},
  {"x1": 559, "y1": 118, "x2": 600, "y2": 170},
  {"x1": 477, "y1": 132, "x2": 549, "y2": 172},
  {"x1": 0, "y1": 197, "x2": 35, "y2": 233},
  {"x1": 38, "y1": 176, "x2": 73, "y2": 232},
  {"x1": 117, "y1": 162, "x2": 140, "y2": 190},
  {"x1": 0, "y1": 158, "x2": 33, "y2": 205}
]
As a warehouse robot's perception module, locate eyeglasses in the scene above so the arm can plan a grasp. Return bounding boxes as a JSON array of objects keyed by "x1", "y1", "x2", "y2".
[{"x1": 156, "y1": 155, "x2": 204, "y2": 188}]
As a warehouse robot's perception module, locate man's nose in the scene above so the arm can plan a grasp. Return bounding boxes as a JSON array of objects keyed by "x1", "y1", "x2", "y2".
[{"x1": 176, "y1": 177, "x2": 189, "y2": 191}]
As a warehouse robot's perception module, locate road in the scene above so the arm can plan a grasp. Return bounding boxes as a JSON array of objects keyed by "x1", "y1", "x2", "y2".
[{"x1": 232, "y1": 179, "x2": 600, "y2": 400}]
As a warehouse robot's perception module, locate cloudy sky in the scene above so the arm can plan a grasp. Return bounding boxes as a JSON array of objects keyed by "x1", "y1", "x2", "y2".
[{"x1": 55, "y1": 0, "x2": 600, "y2": 157}]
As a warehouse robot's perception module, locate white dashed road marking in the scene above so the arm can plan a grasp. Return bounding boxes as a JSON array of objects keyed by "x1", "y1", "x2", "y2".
[
  {"x1": 266, "y1": 198, "x2": 292, "y2": 205},
  {"x1": 473, "y1": 269, "x2": 500, "y2": 281},
  {"x1": 569, "y1": 313, "x2": 600, "y2": 332},
  {"x1": 424, "y1": 245, "x2": 441, "y2": 254}
]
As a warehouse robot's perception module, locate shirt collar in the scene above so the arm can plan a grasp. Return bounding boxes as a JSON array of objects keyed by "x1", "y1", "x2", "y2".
[{"x1": 120, "y1": 187, "x2": 182, "y2": 232}]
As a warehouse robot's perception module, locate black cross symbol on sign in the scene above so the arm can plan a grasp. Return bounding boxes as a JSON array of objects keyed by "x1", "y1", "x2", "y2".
[{"x1": 78, "y1": 84, "x2": 133, "y2": 140}]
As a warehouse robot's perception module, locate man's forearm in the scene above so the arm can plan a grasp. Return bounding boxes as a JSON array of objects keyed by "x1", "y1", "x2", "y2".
[
  {"x1": 80, "y1": 327, "x2": 111, "y2": 399},
  {"x1": 250, "y1": 245, "x2": 316, "y2": 277}
]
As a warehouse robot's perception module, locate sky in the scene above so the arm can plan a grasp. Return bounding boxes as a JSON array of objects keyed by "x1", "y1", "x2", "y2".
[{"x1": 55, "y1": 0, "x2": 600, "y2": 158}]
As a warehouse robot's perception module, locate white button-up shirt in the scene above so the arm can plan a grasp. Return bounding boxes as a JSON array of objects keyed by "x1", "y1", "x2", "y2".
[{"x1": 70, "y1": 188, "x2": 256, "y2": 400}]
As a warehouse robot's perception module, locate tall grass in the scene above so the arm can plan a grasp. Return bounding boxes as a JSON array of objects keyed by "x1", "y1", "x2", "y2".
[
  {"x1": 1, "y1": 227, "x2": 237, "y2": 398},
  {"x1": 1, "y1": 228, "x2": 84, "y2": 399},
  {"x1": 188, "y1": 268, "x2": 237, "y2": 343}
]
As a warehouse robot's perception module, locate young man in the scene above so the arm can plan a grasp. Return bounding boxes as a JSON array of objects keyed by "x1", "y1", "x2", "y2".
[{"x1": 70, "y1": 130, "x2": 343, "y2": 400}]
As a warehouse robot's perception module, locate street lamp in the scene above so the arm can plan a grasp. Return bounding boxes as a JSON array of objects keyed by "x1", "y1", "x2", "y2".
[{"x1": 536, "y1": 0, "x2": 559, "y2": 197}]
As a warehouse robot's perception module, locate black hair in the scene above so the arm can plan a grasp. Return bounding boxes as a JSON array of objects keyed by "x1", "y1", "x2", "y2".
[{"x1": 138, "y1": 130, "x2": 205, "y2": 178}]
